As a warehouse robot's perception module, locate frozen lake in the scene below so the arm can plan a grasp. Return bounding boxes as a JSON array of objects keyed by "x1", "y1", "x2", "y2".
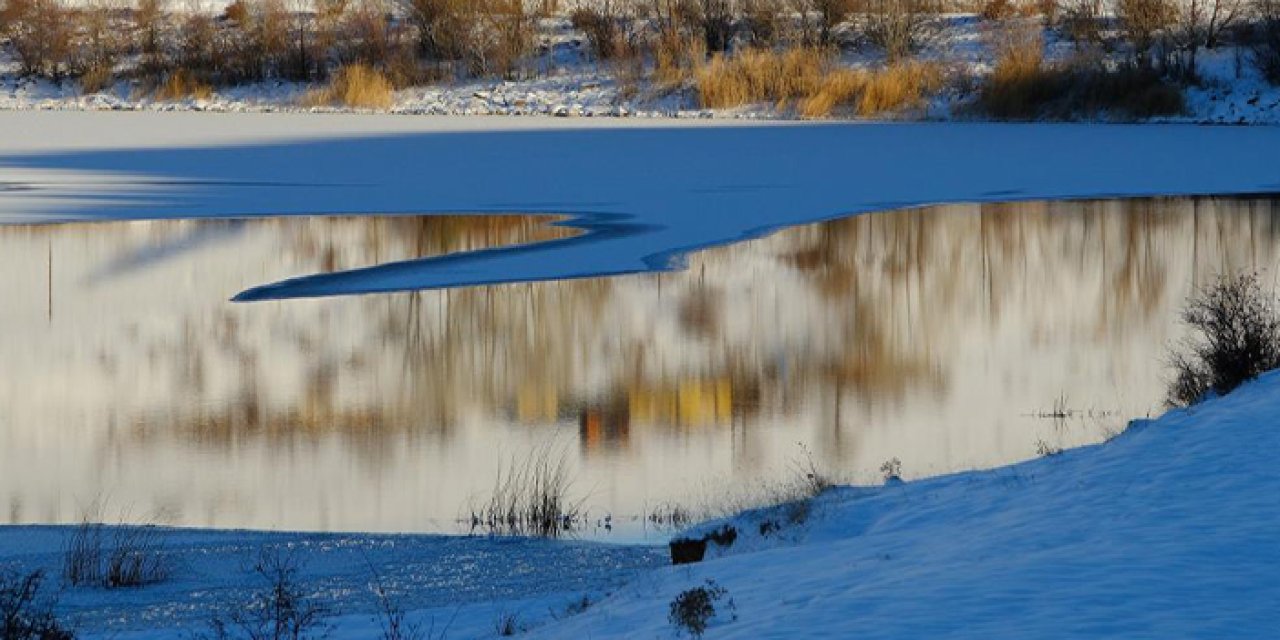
[{"x1": 3, "y1": 196, "x2": 1278, "y2": 539}]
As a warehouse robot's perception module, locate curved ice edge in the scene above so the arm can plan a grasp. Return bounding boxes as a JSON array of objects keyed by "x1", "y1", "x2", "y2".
[
  {"x1": 233, "y1": 191, "x2": 1280, "y2": 302},
  {"x1": 231, "y1": 212, "x2": 663, "y2": 302}
]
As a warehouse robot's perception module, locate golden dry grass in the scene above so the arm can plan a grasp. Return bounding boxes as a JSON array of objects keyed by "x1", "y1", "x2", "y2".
[
  {"x1": 152, "y1": 68, "x2": 213, "y2": 101},
  {"x1": 301, "y1": 64, "x2": 394, "y2": 110},
  {"x1": 695, "y1": 48, "x2": 943, "y2": 118}
]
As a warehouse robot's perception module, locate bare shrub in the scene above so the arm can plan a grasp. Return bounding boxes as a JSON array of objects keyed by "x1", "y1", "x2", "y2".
[
  {"x1": 403, "y1": 0, "x2": 471, "y2": 61},
  {"x1": 1254, "y1": 0, "x2": 1280, "y2": 82},
  {"x1": 174, "y1": 13, "x2": 222, "y2": 82},
  {"x1": 1, "y1": 0, "x2": 73, "y2": 78},
  {"x1": 668, "y1": 580, "x2": 735, "y2": 638},
  {"x1": 1059, "y1": 0, "x2": 1104, "y2": 47},
  {"x1": 740, "y1": 0, "x2": 786, "y2": 46},
  {"x1": 860, "y1": 0, "x2": 941, "y2": 62},
  {"x1": 789, "y1": 0, "x2": 856, "y2": 46},
  {"x1": 367, "y1": 564, "x2": 444, "y2": 640},
  {"x1": 204, "y1": 547, "x2": 330, "y2": 640},
  {"x1": 133, "y1": 0, "x2": 170, "y2": 79},
  {"x1": 467, "y1": 0, "x2": 538, "y2": 78},
  {"x1": 301, "y1": 63, "x2": 393, "y2": 107},
  {"x1": 1116, "y1": 0, "x2": 1177, "y2": 63},
  {"x1": 0, "y1": 571, "x2": 74, "y2": 640},
  {"x1": 468, "y1": 445, "x2": 584, "y2": 538},
  {"x1": 1167, "y1": 272, "x2": 1280, "y2": 406},
  {"x1": 572, "y1": 2, "x2": 622, "y2": 59},
  {"x1": 70, "y1": 1, "x2": 124, "y2": 92}
]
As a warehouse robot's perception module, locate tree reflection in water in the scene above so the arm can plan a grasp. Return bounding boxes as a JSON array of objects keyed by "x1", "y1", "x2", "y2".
[{"x1": 1, "y1": 198, "x2": 1278, "y2": 536}]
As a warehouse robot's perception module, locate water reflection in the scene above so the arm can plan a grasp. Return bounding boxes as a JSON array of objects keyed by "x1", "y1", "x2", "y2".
[{"x1": 2, "y1": 198, "x2": 1278, "y2": 538}]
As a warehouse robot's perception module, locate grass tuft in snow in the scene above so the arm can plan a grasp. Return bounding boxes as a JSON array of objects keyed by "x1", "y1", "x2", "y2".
[
  {"x1": 1167, "y1": 271, "x2": 1280, "y2": 407},
  {"x1": 468, "y1": 445, "x2": 585, "y2": 538},
  {"x1": 63, "y1": 506, "x2": 171, "y2": 589}
]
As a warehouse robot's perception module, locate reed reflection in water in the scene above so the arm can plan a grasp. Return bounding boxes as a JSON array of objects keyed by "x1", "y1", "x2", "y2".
[{"x1": 1, "y1": 197, "x2": 1277, "y2": 537}]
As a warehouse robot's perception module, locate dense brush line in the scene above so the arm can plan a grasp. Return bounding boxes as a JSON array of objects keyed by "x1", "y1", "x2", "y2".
[{"x1": 0, "y1": 0, "x2": 1275, "y2": 114}]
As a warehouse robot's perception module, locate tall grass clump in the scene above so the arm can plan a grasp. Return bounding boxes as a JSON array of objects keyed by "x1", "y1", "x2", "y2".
[
  {"x1": 695, "y1": 47, "x2": 942, "y2": 117},
  {"x1": 153, "y1": 68, "x2": 214, "y2": 101},
  {"x1": 1168, "y1": 272, "x2": 1280, "y2": 406},
  {"x1": 301, "y1": 63, "x2": 394, "y2": 108},
  {"x1": 812, "y1": 61, "x2": 943, "y2": 117},
  {"x1": 63, "y1": 512, "x2": 171, "y2": 588},
  {"x1": 469, "y1": 445, "x2": 584, "y2": 538},
  {"x1": 978, "y1": 20, "x2": 1184, "y2": 119}
]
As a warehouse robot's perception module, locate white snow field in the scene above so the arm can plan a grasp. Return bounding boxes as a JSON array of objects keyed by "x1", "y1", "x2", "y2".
[{"x1": 1, "y1": 114, "x2": 1279, "y2": 637}]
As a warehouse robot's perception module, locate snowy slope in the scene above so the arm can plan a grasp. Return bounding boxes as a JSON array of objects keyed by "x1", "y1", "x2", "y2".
[{"x1": 529, "y1": 372, "x2": 1280, "y2": 638}]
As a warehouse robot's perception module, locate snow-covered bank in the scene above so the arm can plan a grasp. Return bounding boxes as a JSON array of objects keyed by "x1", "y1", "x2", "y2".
[
  {"x1": 530, "y1": 372, "x2": 1280, "y2": 638},
  {"x1": 3, "y1": 14, "x2": 1279, "y2": 125},
  {"x1": 0, "y1": 526, "x2": 665, "y2": 637},
  {"x1": 3, "y1": 113, "x2": 1280, "y2": 296}
]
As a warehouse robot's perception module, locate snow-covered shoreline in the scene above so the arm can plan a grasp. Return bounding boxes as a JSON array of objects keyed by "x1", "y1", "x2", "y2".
[{"x1": 4, "y1": 367, "x2": 1277, "y2": 638}]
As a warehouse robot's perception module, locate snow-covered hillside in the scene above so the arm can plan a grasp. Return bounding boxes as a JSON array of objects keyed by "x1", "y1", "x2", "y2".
[{"x1": 528, "y1": 371, "x2": 1280, "y2": 638}]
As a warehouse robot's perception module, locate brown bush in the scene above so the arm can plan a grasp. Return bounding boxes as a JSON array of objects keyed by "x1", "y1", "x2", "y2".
[
  {"x1": 1115, "y1": 0, "x2": 1177, "y2": 62},
  {"x1": 978, "y1": 21, "x2": 1184, "y2": 119},
  {"x1": 70, "y1": 1, "x2": 124, "y2": 92},
  {"x1": 1, "y1": 0, "x2": 73, "y2": 78},
  {"x1": 572, "y1": 0, "x2": 630, "y2": 60},
  {"x1": 741, "y1": 0, "x2": 786, "y2": 46}
]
